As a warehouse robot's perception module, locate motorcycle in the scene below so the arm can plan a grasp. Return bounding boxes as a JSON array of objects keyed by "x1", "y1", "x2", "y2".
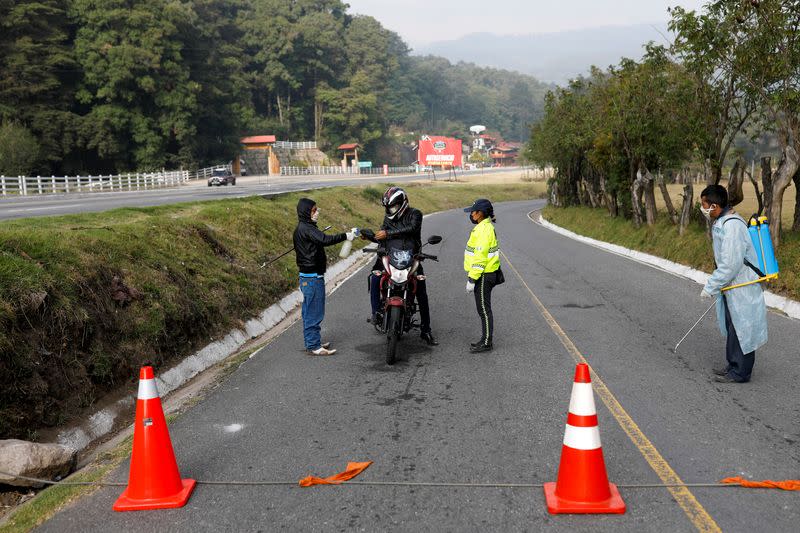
[{"x1": 362, "y1": 234, "x2": 442, "y2": 365}]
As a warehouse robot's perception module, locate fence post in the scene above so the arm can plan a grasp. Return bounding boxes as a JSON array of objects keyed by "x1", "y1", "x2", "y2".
[{"x1": 1, "y1": 176, "x2": 5, "y2": 196}]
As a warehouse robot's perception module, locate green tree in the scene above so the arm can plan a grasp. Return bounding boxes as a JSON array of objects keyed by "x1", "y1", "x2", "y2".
[
  {"x1": 669, "y1": 5, "x2": 757, "y2": 185},
  {"x1": 70, "y1": 0, "x2": 200, "y2": 171},
  {"x1": 704, "y1": 0, "x2": 800, "y2": 246},
  {"x1": 177, "y1": 0, "x2": 249, "y2": 166},
  {"x1": 0, "y1": 122, "x2": 41, "y2": 176},
  {"x1": 316, "y1": 71, "x2": 381, "y2": 150},
  {"x1": 0, "y1": 0, "x2": 78, "y2": 172},
  {"x1": 525, "y1": 78, "x2": 596, "y2": 208}
]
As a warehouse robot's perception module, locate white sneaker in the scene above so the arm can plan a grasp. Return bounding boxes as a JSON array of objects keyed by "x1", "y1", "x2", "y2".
[{"x1": 308, "y1": 346, "x2": 336, "y2": 356}]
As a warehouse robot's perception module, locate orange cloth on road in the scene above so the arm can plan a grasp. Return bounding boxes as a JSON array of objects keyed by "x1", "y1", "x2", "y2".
[
  {"x1": 721, "y1": 476, "x2": 800, "y2": 491},
  {"x1": 299, "y1": 461, "x2": 373, "y2": 487}
]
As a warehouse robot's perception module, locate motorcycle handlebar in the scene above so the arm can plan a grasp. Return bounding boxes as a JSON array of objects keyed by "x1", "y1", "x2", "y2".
[{"x1": 360, "y1": 248, "x2": 438, "y2": 262}]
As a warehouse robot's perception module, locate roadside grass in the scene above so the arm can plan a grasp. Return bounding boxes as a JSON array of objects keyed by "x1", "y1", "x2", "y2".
[
  {"x1": 542, "y1": 205, "x2": 800, "y2": 301},
  {"x1": 660, "y1": 181, "x2": 797, "y2": 226},
  {"x1": 0, "y1": 181, "x2": 546, "y2": 440}
]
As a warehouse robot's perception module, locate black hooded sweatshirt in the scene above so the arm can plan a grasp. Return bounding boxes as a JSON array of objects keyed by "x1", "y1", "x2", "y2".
[{"x1": 292, "y1": 198, "x2": 346, "y2": 275}]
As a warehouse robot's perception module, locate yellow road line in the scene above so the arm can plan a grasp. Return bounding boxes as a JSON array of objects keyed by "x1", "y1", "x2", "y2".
[{"x1": 501, "y1": 251, "x2": 721, "y2": 533}]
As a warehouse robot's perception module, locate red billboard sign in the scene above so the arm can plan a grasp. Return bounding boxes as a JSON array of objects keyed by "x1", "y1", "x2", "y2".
[{"x1": 418, "y1": 136, "x2": 462, "y2": 168}]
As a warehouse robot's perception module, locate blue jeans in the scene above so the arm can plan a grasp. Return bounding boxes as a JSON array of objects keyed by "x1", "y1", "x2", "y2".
[{"x1": 300, "y1": 276, "x2": 325, "y2": 350}]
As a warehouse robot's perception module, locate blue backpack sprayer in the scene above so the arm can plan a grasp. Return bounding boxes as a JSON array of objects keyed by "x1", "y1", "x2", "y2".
[{"x1": 672, "y1": 216, "x2": 779, "y2": 353}]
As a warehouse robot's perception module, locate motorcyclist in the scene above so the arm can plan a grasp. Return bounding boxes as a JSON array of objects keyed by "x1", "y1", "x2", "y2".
[{"x1": 362, "y1": 186, "x2": 438, "y2": 346}]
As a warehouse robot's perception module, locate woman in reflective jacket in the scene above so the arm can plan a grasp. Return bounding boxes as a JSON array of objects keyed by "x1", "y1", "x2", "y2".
[{"x1": 463, "y1": 198, "x2": 501, "y2": 353}]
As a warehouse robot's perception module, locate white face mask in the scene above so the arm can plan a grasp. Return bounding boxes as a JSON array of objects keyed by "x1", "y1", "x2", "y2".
[
  {"x1": 700, "y1": 205, "x2": 715, "y2": 220},
  {"x1": 311, "y1": 208, "x2": 320, "y2": 222}
]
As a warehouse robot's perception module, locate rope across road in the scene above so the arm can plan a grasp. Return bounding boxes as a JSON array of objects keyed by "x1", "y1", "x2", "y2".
[{"x1": 3, "y1": 470, "x2": 793, "y2": 491}]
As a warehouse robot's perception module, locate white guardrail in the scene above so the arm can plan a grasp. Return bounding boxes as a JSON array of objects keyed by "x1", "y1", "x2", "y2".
[
  {"x1": 279, "y1": 166, "x2": 415, "y2": 176},
  {"x1": 274, "y1": 141, "x2": 317, "y2": 150},
  {"x1": 0, "y1": 170, "x2": 190, "y2": 197}
]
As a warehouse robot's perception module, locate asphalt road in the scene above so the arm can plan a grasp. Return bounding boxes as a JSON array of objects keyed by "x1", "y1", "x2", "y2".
[
  {"x1": 39, "y1": 200, "x2": 799, "y2": 532},
  {"x1": 0, "y1": 168, "x2": 507, "y2": 221}
]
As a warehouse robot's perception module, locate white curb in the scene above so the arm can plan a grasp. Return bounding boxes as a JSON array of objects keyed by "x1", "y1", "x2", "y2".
[{"x1": 535, "y1": 212, "x2": 800, "y2": 322}]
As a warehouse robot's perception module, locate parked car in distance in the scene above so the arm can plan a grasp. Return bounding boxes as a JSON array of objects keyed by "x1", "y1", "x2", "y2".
[{"x1": 208, "y1": 168, "x2": 236, "y2": 186}]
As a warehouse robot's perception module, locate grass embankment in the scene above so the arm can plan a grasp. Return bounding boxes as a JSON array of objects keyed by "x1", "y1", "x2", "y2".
[
  {"x1": 0, "y1": 181, "x2": 545, "y2": 440},
  {"x1": 542, "y1": 205, "x2": 800, "y2": 301}
]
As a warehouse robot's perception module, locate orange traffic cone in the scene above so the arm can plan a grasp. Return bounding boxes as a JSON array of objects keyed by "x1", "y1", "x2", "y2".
[
  {"x1": 113, "y1": 367, "x2": 196, "y2": 511},
  {"x1": 543, "y1": 363, "x2": 625, "y2": 514}
]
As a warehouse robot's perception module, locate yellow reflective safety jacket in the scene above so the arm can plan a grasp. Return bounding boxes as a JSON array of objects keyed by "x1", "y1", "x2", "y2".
[{"x1": 464, "y1": 218, "x2": 500, "y2": 280}]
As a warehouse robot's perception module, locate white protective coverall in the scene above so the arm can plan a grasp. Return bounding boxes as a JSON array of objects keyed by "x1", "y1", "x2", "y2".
[{"x1": 703, "y1": 212, "x2": 768, "y2": 354}]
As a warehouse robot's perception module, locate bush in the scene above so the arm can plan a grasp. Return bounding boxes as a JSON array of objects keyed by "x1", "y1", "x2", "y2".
[{"x1": 0, "y1": 122, "x2": 41, "y2": 176}]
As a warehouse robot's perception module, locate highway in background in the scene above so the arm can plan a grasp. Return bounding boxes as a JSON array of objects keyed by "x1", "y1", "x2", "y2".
[{"x1": 0, "y1": 168, "x2": 512, "y2": 221}]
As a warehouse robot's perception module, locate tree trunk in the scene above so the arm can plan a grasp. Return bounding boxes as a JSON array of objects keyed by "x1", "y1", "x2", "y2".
[
  {"x1": 679, "y1": 183, "x2": 693, "y2": 236},
  {"x1": 657, "y1": 171, "x2": 679, "y2": 224},
  {"x1": 704, "y1": 159, "x2": 716, "y2": 185},
  {"x1": 792, "y1": 166, "x2": 800, "y2": 232},
  {"x1": 600, "y1": 175, "x2": 617, "y2": 216},
  {"x1": 639, "y1": 167, "x2": 657, "y2": 226},
  {"x1": 727, "y1": 156, "x2": 745, "y2": 207},
  {"x1": 276, "y1": 95, "x2": 284, "y2": 127},
  {"x1": 712, "y1": 161, "x2": 723, "y2": 186},
  {"x1": 314, "y1": 100, "x2": 322, "y2": 143},
  {"x1": 549, "y1": 180, "x2": 561, "y2": 207},
  {"x1": 767, "y1": 145, "x2": 800, "y2": 247},
  {"x1": 631, "y1": 180, "x2": 644, "y2": 227},
  {"x1": 583, "y1": 176, "x2": 602, "y2": 208},
  {"x1": 746, "y1": 167, "x2": 764, "y2": 218},
  {"x1": 761, "y1": 157, "x2": 773, "y2": 217}
]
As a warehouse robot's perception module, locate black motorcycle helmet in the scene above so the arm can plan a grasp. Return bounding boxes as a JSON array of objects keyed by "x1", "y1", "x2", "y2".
[{"x1": 382, "y1": 186, "x2": 409, "y2": 220}]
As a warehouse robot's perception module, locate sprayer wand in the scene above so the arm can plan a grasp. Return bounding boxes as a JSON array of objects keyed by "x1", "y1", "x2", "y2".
[
  {"x1": 259, "y1": 225, "x2": 332, "y2": 269},
  {"x1": 672, "y1": 298, "x2": 717, "y2": 353}
]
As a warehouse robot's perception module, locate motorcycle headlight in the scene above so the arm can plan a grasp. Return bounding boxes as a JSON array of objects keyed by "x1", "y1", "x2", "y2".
[{"x1": 390, "y1": 269, "x2": 409, "y2": 284}]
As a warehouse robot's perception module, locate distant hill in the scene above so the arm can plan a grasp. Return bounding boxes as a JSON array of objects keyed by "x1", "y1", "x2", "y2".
[{"x1": 415, "y1": 24, "x2": 671, "y2": 85}]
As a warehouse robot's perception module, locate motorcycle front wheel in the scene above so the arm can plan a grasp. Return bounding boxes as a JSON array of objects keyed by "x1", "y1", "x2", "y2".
[{"x1": 386, "y1": 306, "x2": 402, "y2": 365}]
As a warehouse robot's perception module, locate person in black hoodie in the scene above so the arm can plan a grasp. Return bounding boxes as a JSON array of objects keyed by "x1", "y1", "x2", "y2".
[{"x1": 293, "y1": 198, "x2": 356, "y2": 355}]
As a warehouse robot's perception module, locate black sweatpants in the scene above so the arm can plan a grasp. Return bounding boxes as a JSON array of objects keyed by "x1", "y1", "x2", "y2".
[
  {"x1": 473, "y1": 271, "x2": 498, "y2": 346},
  {"x1": 723, "y1": 295, "x2": 755, "y2": 382}
]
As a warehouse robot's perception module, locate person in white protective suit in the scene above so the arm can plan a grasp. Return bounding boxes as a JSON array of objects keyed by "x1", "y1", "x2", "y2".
[{"x1": 699, "y1": 185, "x2": 768, "y2": 383}]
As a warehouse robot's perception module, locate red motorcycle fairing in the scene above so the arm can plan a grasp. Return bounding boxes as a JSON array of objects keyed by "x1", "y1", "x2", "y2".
[
  {"x1": 380, "y1": 273, "x2": 418, "y2": 295},
  {"x1": 386, "y1": 296, "x2": 405, "y2": 307}
]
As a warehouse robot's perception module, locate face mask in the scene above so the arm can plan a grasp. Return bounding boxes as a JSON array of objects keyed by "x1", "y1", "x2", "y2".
[
  {"x1": 311, "y1": 208, "x2": 319, "y2": 222},
  {"x1": 700, "y1": 205, "x2": 714, "y2": 220}
]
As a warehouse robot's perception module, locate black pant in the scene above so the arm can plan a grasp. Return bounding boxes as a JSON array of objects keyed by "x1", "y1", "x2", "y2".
[
  {"x1": 473, "y1": 271, "x2": 498, "y2": 346},
  {"x1": 723, "y1": 295, "x2": 755, "y2": 382},
  {"x1": 369, "y1": 265, "x2": 432, "y2": 333}
]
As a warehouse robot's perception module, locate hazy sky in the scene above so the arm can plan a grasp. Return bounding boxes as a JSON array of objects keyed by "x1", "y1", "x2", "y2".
[{"x1": 345, "y1": 0, "x2": 707, "y2": 46}]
